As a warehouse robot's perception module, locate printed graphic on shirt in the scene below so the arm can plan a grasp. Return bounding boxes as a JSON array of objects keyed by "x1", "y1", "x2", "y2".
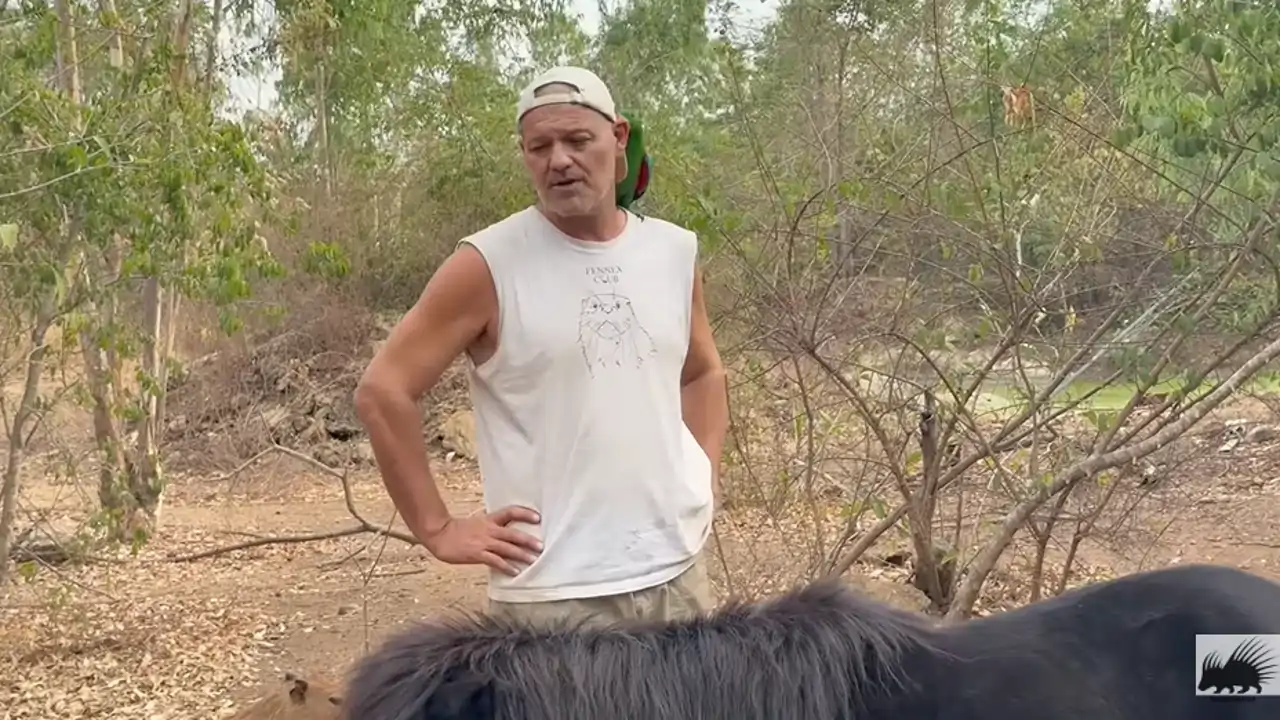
[{"x1": 577, "y1": 265, "x2": 656, "y2": 375}]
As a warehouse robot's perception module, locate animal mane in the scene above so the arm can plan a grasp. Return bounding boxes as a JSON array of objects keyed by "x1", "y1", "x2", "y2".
[{"x1": 344, "y1": 578, "x2": 943, "y2": 719}]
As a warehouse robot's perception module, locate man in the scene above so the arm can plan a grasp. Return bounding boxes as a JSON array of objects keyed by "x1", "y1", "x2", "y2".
[{"x1": 353, "y1": 66, "x2": 728, "y2": 627}]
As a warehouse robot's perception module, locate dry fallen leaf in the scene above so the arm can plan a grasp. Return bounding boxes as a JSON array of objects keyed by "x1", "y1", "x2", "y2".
[{"x1": 1, "y1": 572, "x2": 280, "y2": 719}]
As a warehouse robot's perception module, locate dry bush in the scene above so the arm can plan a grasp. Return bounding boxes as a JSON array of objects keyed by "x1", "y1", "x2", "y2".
[
  {"x1": 163, "y1": 287, "x2": 384, "y2": 474},
  {"x1": 162, "y1": 281, "x2": 476, "y2": 477},
  {"x1": 703, "y1": 152, "x2": 1280, "y2": 616}
]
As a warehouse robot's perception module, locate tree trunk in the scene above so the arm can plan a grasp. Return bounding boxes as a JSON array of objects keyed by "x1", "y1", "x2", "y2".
[
  {"x1": 54, "y1": 0, "x2": 82, "y2": 110},
  {"x1": 49, "y1": 0, "x2": 139, "y2": 542},
  {"x1": 103, "y1": 0, "x2": 198, "y2": 538},
  {"x1": 203, "y1": 0, "x2": 224, "y2": 94},
  {"x1": 316, "y1": 50, "x2": 332, "y2": 199},
  {"x1": 114, "y1": 0, "x2": 198, "y2": 536},
  {"x1": 127, "y1": 276, "x2": 165, "y2": 534},
  {"x1": 97, "y1": 0, "x2": 125, "y2": 69},
  {"x1": 102, "y1": 239, "x2": 123, "y2": 411},
  {"x1": 53, "y1": 0, "x2": 129, "y2": 532},
  {"x1": 0, "y1": 302, "x2": 57, "y2": 584},
  {"x1": 909, "y1": 391, "x2": 947, "y2": 610},
  {"x1": 169, "y1": 0, "x2": 194, "y2": 89},
  {"x1": 79, "y1": 301, "x2": 127, "y2": 520},
  {"x1": 154, "y1": 282, "x2": 180, "y2": 434}
]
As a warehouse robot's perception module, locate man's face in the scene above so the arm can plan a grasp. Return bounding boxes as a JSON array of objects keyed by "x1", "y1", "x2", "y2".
[{"x1": 519, "y1": 102, "x2": 628, "y2": 219}]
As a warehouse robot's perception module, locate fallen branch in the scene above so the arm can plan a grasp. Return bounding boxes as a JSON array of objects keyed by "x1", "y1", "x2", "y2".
[
  {"x1": 167, "y1": 441, "x2": 418, "y2": 563},
  {"x1": 370, "y1": 567, "x2": 430, "y2": 579},
  {"x1": 9, "y1": 538, "x2": 72, "y2": 565},
  {"x1": 168, "y1": 524, "x2": 415, "y2": 562}
]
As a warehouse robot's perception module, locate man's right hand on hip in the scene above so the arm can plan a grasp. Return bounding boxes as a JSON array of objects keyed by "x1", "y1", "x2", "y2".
[{"x1": 422, "y1": 505, "x2": 543, "y2": 577}]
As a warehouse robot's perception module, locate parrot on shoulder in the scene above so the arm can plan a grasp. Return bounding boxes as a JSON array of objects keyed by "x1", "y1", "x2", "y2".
[{"x1": 615, "y1": 110, "x2": 651, "y2": 210}]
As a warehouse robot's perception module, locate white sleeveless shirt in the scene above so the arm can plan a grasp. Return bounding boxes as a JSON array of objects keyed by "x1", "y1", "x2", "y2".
[{"x1": 458, "y1": 206, "x2": 713, "y2": 603}]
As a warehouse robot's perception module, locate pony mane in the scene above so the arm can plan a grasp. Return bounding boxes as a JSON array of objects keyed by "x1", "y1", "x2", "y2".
[{"x1": 344, "y1": 578, "x2": 942, "y2": 719}]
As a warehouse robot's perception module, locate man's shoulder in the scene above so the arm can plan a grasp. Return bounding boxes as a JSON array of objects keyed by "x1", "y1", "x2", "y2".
[
  {"x1": 455, "y1": 207, "x2": 540, "y2": 266},
  {"x1": 630, "y1": 212, "x2": 698, "y2": 245},
  {"x1": 460, "y1": 206, "x2": 537, "y2": 247}
]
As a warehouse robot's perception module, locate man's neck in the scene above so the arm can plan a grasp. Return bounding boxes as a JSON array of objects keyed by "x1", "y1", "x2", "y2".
[{"x1": 538, "y1": 204, "x2": 627, "y2": 243}]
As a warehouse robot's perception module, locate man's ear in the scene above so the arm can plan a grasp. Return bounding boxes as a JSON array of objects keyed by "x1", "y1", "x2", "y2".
[
  {"x1": 613, "y1": 117, "x2": 632, "y2": 185},
  {"x1": 613, "y1": 116, "x2": 631, "y2": 150},
  {"x1": 422, "y1": 667, "x2": 496, "y2": 719}
]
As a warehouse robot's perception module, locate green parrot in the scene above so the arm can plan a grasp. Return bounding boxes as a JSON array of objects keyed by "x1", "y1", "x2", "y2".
[{"x1": 615, "y1": 111, "x2": 651, "y2": 210}]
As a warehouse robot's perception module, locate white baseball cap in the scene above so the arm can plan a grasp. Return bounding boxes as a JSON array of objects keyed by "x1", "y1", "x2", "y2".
[{"x1": 516, "y1": 66, "x2": 617, "y2": 127}]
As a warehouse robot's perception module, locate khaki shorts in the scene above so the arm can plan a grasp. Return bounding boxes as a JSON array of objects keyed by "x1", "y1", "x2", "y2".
[{"x1": 487, "y1": 552, "x2": 717, "y2": 628}]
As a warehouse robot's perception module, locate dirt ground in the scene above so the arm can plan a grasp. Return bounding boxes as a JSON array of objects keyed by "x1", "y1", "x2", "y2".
[
  {"x1": 5, "y1": 346, "x2": 1280, "y2": 718},
  {"x1": 5, "y1": 434, "x2": 1280, "y2": 719}
]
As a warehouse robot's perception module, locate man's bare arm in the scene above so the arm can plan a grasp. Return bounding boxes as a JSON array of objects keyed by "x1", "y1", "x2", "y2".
[
  {"x1": 353, "y1": 244, "x2": 497, "y2": 544},
  {"x1": 680, "y1": 265, "x2": 729, "y2": 503}
]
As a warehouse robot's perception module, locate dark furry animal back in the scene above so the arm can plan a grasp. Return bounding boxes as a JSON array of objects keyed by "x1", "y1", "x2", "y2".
[
  {"x1": 342, "y1": 579, "x2": 934, "y2": 720},
  {"x1": 344, "y1": 564, "x2": 1280, "y2": 720}
]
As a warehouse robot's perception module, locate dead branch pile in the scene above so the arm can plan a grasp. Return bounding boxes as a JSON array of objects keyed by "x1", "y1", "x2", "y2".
[{"x1": 162, "y1": 302, "x2": 469, "y2": 475}]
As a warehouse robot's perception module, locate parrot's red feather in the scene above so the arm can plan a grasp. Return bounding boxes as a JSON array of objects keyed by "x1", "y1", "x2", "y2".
[{"x1": 635, "y1": 156, "x2": 650, "y2": 200}]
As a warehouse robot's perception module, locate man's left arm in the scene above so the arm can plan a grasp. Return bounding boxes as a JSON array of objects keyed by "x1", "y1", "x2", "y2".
[{"x1": 681, "y1": 265, "x2": 729, "y2": 505}]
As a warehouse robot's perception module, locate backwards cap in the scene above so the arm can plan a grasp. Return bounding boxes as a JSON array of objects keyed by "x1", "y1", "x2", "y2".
[{"x1": 516, "y1": 66, "x2": 617, "y2": 127}]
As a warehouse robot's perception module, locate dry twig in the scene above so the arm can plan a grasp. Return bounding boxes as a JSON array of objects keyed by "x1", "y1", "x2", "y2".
[{"x1": 167, "y1": 442, "x2": 417, "y2": 563}]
